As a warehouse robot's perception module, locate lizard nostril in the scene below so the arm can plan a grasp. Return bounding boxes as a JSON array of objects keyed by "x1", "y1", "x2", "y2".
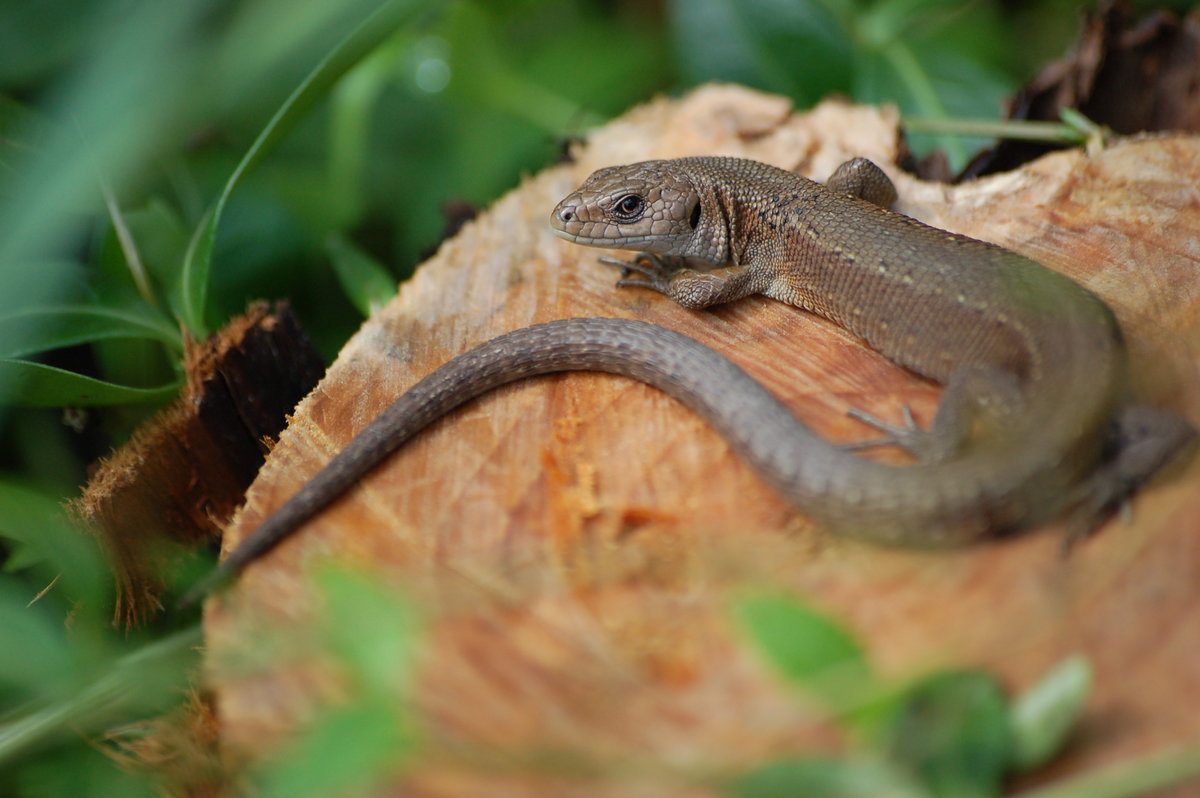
[{"x1": 558, "y1": 205, "x2": 576, "y2": 223}]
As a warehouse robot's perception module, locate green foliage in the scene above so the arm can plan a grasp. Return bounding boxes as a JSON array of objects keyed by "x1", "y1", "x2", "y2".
[
  {"x1": 668, "y1": 0, "x2": 1019, "y2": 168},
  {"x1": 254, "y1": 703, "x2": 411, "y2": 798},
  {"x1": 734, "y1": 593, "x2": 872, "y2": 708},
  {"x1": 326, "y1": 235, "x2": 398, "y2": 316},
  {"x1": 180, "y1": 0, "x2": 431, "y2": 337},
  {"x1": 0, "y1": 0, "x2": 671, "y2": 417},
  {"x1": 1010, "y1": 654, "x2": 1092, "y2": 771},
  {"x1": 9, "y1": 744, "x2": 158, "y2": 798},
  {"x1": 0, "y1": 482, "x2": 201, "y2": 794},
  {"x1": 0, "y1": 481, "x2": 107, "y2": 603},
  {"x1": 4, "y1": 0, "x2": 1188, "y2": 795},
  {"x1": 250, "y1": 568, "x2": 420, "y2": 797},
  {"x1": 733, "y1": 756, "x2": 927, "y2": 798},
  {"x1": 729, "y1": 594, "x2": 1103, "y2": 798},
  {"x1": 880, "y1": 670, "x2": 1012, "y2": 798},
  {"x1": 668, "y1": 0, "x2": 853, "y2": 106},
  {"x1": 0, "y1": 361, "x2": 179, "y2": 408}
]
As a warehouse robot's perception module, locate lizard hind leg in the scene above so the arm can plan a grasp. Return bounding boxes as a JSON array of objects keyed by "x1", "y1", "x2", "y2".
[
  {"x1": 826, "y1": 158, "x2": 899, "y2": 209},
  {"x1": 841, "y1": 403, "x2": 968, "y2": 464},
  {"x1": 841, "y1": 403, "x2": 951, "y2": 462},
  {"x1": 841, "y1": 367, "x2": 1025, "y2": 465}
]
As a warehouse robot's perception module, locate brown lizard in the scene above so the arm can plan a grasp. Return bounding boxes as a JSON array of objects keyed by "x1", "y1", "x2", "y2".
[
  {"x1": 550, "y1": 157, "x2": 1192, "y2": 543},
  {"x1": 180, "y1": 156, "x2": 1194, "y2": 606}
]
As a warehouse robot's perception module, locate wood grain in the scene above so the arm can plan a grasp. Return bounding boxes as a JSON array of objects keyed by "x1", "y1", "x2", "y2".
[{"x1": 204, "y1": 85, "x2": 1200, "y2": 795}]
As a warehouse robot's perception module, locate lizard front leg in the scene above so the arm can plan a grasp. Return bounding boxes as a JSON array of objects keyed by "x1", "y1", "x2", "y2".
[{"x1": 601, "y1": 253, "x2": 761, "y2": 310}]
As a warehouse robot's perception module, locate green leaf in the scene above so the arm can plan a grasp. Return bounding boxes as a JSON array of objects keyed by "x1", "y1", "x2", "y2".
[
  {"x1": 734, "y1": 594, "x2": 871, "y2": 704},
  {"x1": 851, "y1": 0, "x2": 1015, "y2": 170},
  {"x1": 666, "y1": 0, "x2": 853, "y2": 106},
  {"x1": 0, "y1": 627, "x2": 202, "y2": 768},
  {"x1": 857, "y1": 44, "x2": 1012, "y2": 168},
  {"x1": 0, "y1": 475, "x2": 67, "y2": 568},
  {"x1": 317, "y1": 567, "x2": 418, "y2": 698},
  {"x1": 0, "y1": 305, "x2": 180, "y2": 360},
  {"x1": 105, "y1": 197, "x2": 193, "y2": 322},
  {"x1": 254, "y1": 703, "x2": 413, "y2": 798},
  {"x1": 0, "y1": 481, "x2": 69, "y2": 560},
  {"x1": 326, "y1": 235, "x2": 397, "y2": 317},
  {"x1": 8, "y1": 743, "x2": 158, "y2": 798},
  {"x1": 0, "y1": 94, "x2": 57, "y2": 161},
  {"x1": 1011, "y1": 742, "x2": 1200, "y2": 798},
  {"x1": 0, "y1": 359, "x2": 179, "y2": 407},
  {"x1": 1010, "y1": 655, "x2": 1092, "y2": 772},
  {"x1": 328, "y1": 40, "x2": 407, "y2": 228},
  {"x1": 733, "y1": 755, "x2": 929, "y2": 798},
  {"x1": 881, "y1": 670, "x2": 1012, "y2": 798},
  {"x1": 2, "y1": 542, "x2": 43, "y2": 573},
  {"x1": 443, "y1": 3, "x2": 603, "y2": 132},
  {"x1": 246, "y1": 569, "x2": 420, "y2": 795},
  {"x1": 0, "y1": 582, "x2": 75, "y2": 698},
  {"x1": 0, "y1": 479, "x2": 107, "y2": 607},
  {"x1": 0, "y1": 1, "x2": 211, "y2": 332},
  {"x1": 179, "y1": 0, "x2": 433, "y2": 336}
]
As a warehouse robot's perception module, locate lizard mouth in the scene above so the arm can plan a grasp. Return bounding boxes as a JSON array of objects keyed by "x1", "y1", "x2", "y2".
[
  {"x1": 549, "y1": 225, "x2": 658, "y2": 249},
  {"x1": 549, "y1": 225, "x2": 582, "y2": 242}
]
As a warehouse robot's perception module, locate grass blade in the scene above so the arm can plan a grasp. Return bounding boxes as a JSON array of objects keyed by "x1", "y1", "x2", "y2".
[
  {"x1": 0, "y1": 360, "x2": 179, "y2": 407},
  {"x1": 0, "y1": 305, "x2": 180, "y2": 360},
  {"x1": 179, "y1": 0, "x2": 433, "y2": 335}
]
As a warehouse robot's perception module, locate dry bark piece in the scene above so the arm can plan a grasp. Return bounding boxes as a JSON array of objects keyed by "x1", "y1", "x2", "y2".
[
  {"x1": 967, "y1": 0, "x2": 1200, "y2": 178},
  {"x1": 72, "y1": 301, "x2": 323, "y2": 624},
  {"x1": 103, "y1": 692, "x2": 227, "y2": 798},
  {"x1": 205, "y1": 86, "x2": 1200, "y2": 796}
]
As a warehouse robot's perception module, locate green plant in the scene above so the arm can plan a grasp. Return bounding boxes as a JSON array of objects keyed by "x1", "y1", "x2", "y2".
[
  {"x1": 729, "y1": 594, "x2": 1199, "y2": 798},
  {"x1": 4, "y1": 1, "x2": 1183, "y2": 794}
]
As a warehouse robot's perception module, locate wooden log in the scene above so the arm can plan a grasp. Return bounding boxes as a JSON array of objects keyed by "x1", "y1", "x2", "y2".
[{"x1": 205, "y1": 85, "x2": 1200, "y2": 795}]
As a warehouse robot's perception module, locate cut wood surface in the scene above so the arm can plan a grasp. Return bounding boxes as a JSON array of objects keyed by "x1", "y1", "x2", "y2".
[{"x1": 205, "y1": 85, "x2": 1200, "y2": 795}]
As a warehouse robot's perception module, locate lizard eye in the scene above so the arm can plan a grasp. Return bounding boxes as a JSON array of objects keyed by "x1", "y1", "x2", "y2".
[{"x1": 611, "y1": 194, "x2": 646, "y2": 222}]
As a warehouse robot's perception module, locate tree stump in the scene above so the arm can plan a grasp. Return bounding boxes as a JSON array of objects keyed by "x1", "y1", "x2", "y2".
[{"x1": 203, "y1": 85, "x2": 1200, "y2": 796}]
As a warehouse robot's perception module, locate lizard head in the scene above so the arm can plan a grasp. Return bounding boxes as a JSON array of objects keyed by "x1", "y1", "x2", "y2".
[{"x1": 550, "y1": 161, "x2": 704, "y2": 256}]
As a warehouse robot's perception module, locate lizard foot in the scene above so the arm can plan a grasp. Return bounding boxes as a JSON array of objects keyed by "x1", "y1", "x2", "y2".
[
  {"x1": 1058, "y1": 404, "x2": 1197, "y2": 553},
  {"x1": 600, "y1": 253, "x2": 685, "y2": 294},
  {"x1": 842, "y1": 404, "x2": 957, "y2": 464},
  {"x1": 1059, "y1": 487, "x2": 1131, "y2": 556}
]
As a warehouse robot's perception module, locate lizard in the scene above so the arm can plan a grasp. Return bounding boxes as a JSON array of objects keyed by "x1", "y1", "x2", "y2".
[
  {"x1": 550, "y1": 157, "x2": 1194, "y2": 539},
  {"x1": 179, "y1": 156, "x2": 1194, "y2": 607}
]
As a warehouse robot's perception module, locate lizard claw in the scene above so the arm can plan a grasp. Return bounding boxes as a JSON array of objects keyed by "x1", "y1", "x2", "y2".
[
  {"x1": 599, "y1": 253, "x2": 683, "y2": 295},
  {"x1": 842, "y1": 404, "x2": 954, "y2": 463},
  {"x1": 1059, "y1": 404, "x2": 1199, "y2": 554},
  {"x1": 598, "y1": 256, "x2": 635, "y2": 280},
  {"x1": 1058, "y1": 491, "x2": 1122, "y2": 556}
]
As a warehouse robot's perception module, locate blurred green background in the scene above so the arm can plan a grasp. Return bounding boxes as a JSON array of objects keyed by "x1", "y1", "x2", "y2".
[
  {"x1": 0, "y1": 0, "x2": 1175, "y2": 794},
  {"x1": 0, "y1": 0, "x2": 1095, "y2": 491}
]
